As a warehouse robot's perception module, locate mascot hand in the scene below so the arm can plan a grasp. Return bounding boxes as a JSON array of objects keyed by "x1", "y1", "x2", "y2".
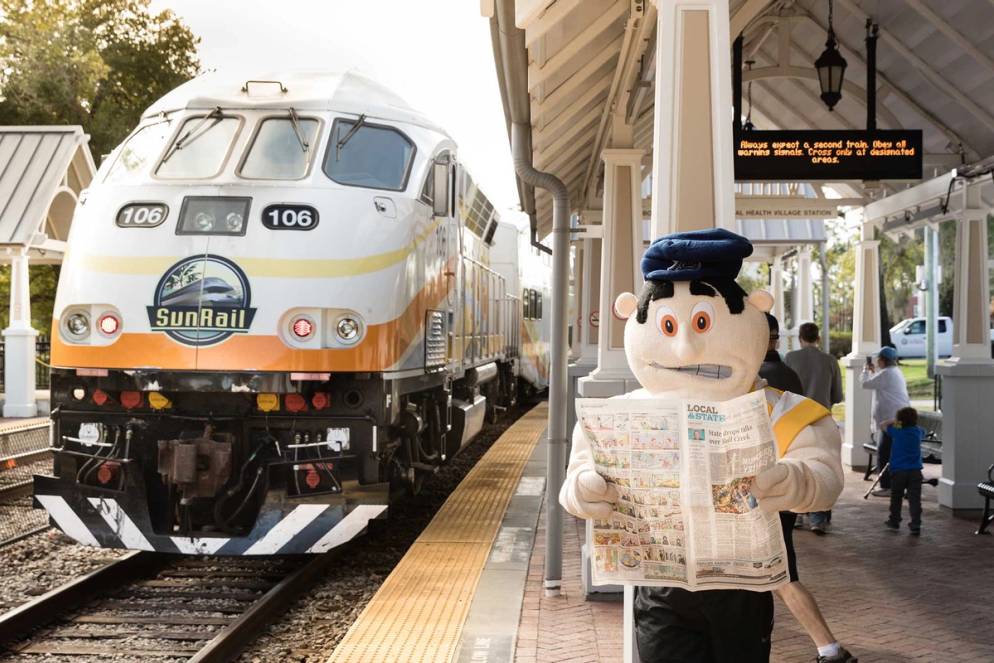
[
  {"x1": 564, "y1": 469, "x2": 619, "y2": 521},
  {"x1": 751, "y1": 462, "x2": 804, "y2": 513}
]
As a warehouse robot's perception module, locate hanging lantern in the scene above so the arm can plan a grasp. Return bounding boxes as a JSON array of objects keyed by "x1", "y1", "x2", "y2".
[
  {"x1": 815, "y1": 0, "x2": 847, "y2": 111},
  {"x1": 743, "y1": 59, "x2": 756, "y2": 131}
]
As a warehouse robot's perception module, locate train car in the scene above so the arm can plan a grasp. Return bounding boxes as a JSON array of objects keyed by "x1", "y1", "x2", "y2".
[{"x1": 34, "y1": 72, "x2": 550, "y2": 555}]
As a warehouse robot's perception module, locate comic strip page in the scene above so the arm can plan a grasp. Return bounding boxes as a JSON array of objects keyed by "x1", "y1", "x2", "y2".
[{"x1": 576, "y1": 390, "x2": 789, "y2": 592}]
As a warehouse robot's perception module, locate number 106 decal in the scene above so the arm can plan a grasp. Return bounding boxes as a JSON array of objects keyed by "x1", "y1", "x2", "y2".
[
  {"x1": 262, "y1": 204, "x2": 319, "y2": 230},
  {"x1": 116, "y1": 203, "x2": 168, "y2": 228}
]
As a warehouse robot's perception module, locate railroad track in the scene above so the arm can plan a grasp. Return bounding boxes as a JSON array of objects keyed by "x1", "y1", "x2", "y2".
[{"x1": 0, "y1": 548, "x2": 343, "y2": 661}]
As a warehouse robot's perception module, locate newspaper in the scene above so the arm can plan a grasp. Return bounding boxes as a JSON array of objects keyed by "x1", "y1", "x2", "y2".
[{"x1": 576, "y1": 389, "x2": 789, "y2": 592}]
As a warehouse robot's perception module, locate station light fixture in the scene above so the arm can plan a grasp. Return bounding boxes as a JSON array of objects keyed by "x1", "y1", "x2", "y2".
[
  {"x1": 815, "y1": 0, "x2": 847, "y2": 111},
  {"x1": 743, "y1": 60, "x2": 756, "y2": 131}
]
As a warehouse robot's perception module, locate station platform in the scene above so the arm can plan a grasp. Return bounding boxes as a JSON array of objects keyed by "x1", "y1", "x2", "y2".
[{"x1": 327, "y1": 406, "x2": 994, "y2": 662}]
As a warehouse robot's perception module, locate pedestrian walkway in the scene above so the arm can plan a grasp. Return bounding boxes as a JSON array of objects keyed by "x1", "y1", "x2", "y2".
[{"x1": 515, "y1": 463, "x2": 994, "y2": 662}]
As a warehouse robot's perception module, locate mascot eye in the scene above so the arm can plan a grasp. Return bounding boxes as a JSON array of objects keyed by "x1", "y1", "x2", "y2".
[
  {"x1": 655, "y1": 306, "x2": 678, "y2": 337},
  {"x1": 690, "y1": 302, "x2": 715, "y2": 334}
]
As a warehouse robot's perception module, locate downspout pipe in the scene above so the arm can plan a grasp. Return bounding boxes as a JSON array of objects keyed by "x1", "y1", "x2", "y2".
[{"x1": 512, "y1": 120, "x2": 570, "y2": 593}]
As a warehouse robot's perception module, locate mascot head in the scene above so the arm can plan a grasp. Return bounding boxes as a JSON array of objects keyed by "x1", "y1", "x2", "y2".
[{"x1": 614, "y1": 228, "x2": 773, "y2": 401}]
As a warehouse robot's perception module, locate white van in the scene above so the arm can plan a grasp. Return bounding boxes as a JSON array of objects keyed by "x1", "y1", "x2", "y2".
[{"x1": 890, "y1": 317, "x2": 953, "y2": 358}]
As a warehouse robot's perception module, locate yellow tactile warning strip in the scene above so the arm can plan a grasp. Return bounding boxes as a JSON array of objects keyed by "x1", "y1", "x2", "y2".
[{"x1": 329, "y1": 403, "x2": 548, "y2": 663}]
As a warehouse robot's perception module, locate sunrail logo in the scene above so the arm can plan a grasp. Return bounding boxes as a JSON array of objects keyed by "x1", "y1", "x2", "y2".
[{"x1": 147, "y1": 254, "x2": 256, "y2": 347}]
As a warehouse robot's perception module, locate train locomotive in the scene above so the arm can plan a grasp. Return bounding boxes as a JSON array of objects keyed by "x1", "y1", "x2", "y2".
[{"x1": 33, "y1": 72, "x2": 551, "y2": 555}]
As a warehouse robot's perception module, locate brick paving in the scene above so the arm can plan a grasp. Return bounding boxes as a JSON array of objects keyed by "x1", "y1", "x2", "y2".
[{"x1": 516, "y1": 464, "x2": 994, "y2": 662}]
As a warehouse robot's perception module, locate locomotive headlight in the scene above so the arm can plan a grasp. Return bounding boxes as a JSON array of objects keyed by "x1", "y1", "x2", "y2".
[
  {"x1": 336, "y1": 317, "x2": 360, "y2": 342},
  {"x1": 194, "y1": 212, "x2": 215, "y2": 231},
  {"x1": 178, "y1": 197, "x2": 251, "y2": 236},
  {"x1": 225, "y1": 212, "x2": 243, "y2": 232},
  {"x1": 66, "y1": 312, "x2": 90, "y2": 338}
]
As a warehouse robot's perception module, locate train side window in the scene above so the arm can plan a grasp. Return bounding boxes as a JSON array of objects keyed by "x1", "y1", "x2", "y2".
[
  {"x1": 104, "y1": 121, "x2": 174, "y2": 183},
  {"x1": 323, "y1": 118, "x2": 415, "y2": 191},
  {"x1": 239, "y1": 116, "x2": 321, "y2": 180},
  {"x1": 522, "y1": 288, "x2": 531, "y2": 320},
  {"x1": 536, "y1": 292, "x2": 543, "y2": 319},
  {"x1": 420, "y1": 166, "x2": 434, "y2": 205},
  {"x1": 156, "y1": 114, "x2": 242, "y2": 179}
]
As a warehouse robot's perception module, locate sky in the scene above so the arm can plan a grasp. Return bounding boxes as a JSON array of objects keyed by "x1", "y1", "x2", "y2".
[{"x1": 148, "y1": 0, "x2": 525, "y2": 225}]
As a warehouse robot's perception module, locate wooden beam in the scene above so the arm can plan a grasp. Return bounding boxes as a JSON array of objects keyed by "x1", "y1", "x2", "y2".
[
  {"x1": 535, "y1": 104, "x2": 601, "y2": 154},
  {"x1": 534, "y1": 75, "x2": 609, "y2": 134},
  {"x1": 515, "y1": 0, "x2": 555, "y2": 30},
  {"x1": 797, "y1": 10, "x2": 979, "y2": 157},
  {"x1": 730, "y1": 0, "x2": 775, "y2": 37},
  {"x1": 524, "y1": 0, "x2": 584, "y2": 48},
  {"x1": 528, "y1": 38, "x2": 620, "y2": 119},
  {"x1": 527, "y1": 0, "x2": 627, "y2": 93},
  {"x1": 901, "y1": 0, "x2": 994, "y2": 76},
  {"x1": 835, "y1": 0, "x2": 994, "y2": 132}
]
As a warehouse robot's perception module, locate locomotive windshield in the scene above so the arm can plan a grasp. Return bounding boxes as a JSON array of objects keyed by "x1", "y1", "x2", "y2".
[
  {"x1": 156, "y1": 113, "x2": 241, "y2": 179},
  {"x1": 104, "y1": 121, "x2": 174, "y2": 183},
  {"x1": 240, "y1": 116, "x2": 320, "y2": 179},
  {"x1": 323, "y1": 118, "x2": 414, "y2": 191}
]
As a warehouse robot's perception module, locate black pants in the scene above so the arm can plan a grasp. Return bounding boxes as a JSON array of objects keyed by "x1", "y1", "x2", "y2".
[
  {"x1": 635, "y1": 586, "x2": 773, "y2": 662},
  {"x1": 888, "y1": 469, "x2": 922, "y2": 530},
  {"x1": 876, "y1": 431, "x2": 893, "y2": 489}
]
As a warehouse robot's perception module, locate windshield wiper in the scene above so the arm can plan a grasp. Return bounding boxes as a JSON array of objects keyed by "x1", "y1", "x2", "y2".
[
  {"x1": 336, "y1": 114, "x2": 366, "y2": 161},
  {"x1": 161, "y1": 106, "x2": 223, "y2": 162},
  {"x1": 288, "y1": 107, "x2": 309, "y2": 154}
]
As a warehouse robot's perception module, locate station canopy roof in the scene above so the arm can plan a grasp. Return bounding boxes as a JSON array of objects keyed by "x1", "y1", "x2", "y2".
[
  {"x1": 487, "y1": 0, "x2": 994, "y2": 239},
  {"x1": 0, "y1": 126, "x2": 95, "y2": 262}
]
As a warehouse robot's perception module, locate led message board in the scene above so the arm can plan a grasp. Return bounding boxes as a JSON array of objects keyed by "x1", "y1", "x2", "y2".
[{"x1": 734, "y1": 130, "x2": 923, "y2": 181}]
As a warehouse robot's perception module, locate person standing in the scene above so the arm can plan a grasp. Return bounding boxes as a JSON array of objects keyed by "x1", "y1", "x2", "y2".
[
  {"x1": 785, "y1": 322, "x2": 844, "y2": 534},
  {"x1": 859, "y1": 346, "x2": 910, "y2": 496},
  {"x1": 759, "y1": 315, "x2": 857, "y2": 663},
  {"x1": 879, "y1": 407, "x2": 925, "y2": 535}
]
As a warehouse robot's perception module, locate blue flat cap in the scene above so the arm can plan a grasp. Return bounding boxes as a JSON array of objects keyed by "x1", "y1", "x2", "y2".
[
  {"x1": 642, "y1": 228, "x2": 753, "y2": 282},
  {"x1": 877, "y1": 346, "x2": 898, "y2": 361}
]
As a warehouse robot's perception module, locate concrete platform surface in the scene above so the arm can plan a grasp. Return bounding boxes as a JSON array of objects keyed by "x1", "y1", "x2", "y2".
[{"x1": 513, "y1": 462, "x2": 994, "y2": 662}]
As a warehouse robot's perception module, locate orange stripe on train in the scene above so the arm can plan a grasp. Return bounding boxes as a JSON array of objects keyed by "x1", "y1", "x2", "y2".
[{"x1": 51, "y1": 273, "x2": 450, "y2": 372}]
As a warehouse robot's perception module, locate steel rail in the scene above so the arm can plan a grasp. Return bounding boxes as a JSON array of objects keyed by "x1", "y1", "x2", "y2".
[
  {"x1": 189, "y1": 549, "x2": 341, "y2": 663},
  {"x1": 0, "y1": 551, "x2": 160, "y2": 646}
]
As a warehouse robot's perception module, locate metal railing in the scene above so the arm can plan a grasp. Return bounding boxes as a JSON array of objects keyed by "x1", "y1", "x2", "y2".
[
  {"x1": 0, "y1": 422, "x2": 52, "y2": 546},
  {"x1": 0, "y1": 336, "x2": 51, "y2": 391}
]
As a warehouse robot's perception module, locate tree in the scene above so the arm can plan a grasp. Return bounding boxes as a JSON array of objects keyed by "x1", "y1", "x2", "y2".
[
  {"x1": 0, "y1": 0, "x2": 199, "y2": 332},
  {"x1": 0, "y1": 0, "x2": 200, "y2": 157}
]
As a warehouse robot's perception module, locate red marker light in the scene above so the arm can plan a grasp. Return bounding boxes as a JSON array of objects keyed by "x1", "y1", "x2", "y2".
[
  {"x1": 96, "y1": 461, "x2": 119, "y2": 485},
  {"x1": 291, "y1": 317, "x2": 314, "y2": 338},
  {"x1": 285, "y1": 393, "x2": 307, "y2": 412},
  {"x1": 120, "y1": 391, "x2": 142, "y2": 409},
  {"x1": 92, "y1": 389, "x2": 109, "y2": 406},
  {"x1": 311, "y1": 392, "x2": 329, "y2": 410},
  {"x1": 97, "y1": 314, "x2": 120, "y2": 335},
  {"x1": 304, "y1": 468, "x2": 321, "y2": 489}
]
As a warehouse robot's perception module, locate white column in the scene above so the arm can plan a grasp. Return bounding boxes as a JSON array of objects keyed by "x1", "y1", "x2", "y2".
[
  {"x1": 578, "y1": 235, "x2": 600, "y2": 367},
  {"x1": 649, "y1": 0, "x2": 734, "y2": 237},
  {"x1": 936, "y1": 185, "x2": 994, "y2": 510},
  {"x1": 3, "y1": 247, "x2": 39, "y2": 418},
  {"x1": 794, "y1": 246, "x2": 814, "y2": 326},
  {"x1": 578, "y1": 148, "x2": 644, "y2": 397},
  {"x1": 771, "y1": 256, "x2": 785, "y2": 329},
  {"x1": 842, "y1": 223, "x2": 881, "y2": 469}
]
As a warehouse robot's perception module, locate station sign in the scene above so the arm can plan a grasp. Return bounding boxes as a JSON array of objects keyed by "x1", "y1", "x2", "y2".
[
  {"x1": 734, "y1": 129, "x2": 923, "y2": 181},
  {"x1": 735, "y1": 196, "x2": 844, "y2": 219}
]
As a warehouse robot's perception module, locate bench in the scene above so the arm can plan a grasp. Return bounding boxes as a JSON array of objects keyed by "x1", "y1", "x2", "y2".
[{"x1": 977, "y1": 464, "x2": 994, "y2": 535}]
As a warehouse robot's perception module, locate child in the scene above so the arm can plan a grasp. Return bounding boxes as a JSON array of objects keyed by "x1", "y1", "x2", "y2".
[{"x1": 879, "y1": 407, "x2": 924, "y2": 535}]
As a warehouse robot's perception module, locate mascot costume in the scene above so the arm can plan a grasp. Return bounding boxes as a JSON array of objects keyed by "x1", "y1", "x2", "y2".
[{"x1": 560, "y1": 228, "x2": 844, "y2": 662}]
